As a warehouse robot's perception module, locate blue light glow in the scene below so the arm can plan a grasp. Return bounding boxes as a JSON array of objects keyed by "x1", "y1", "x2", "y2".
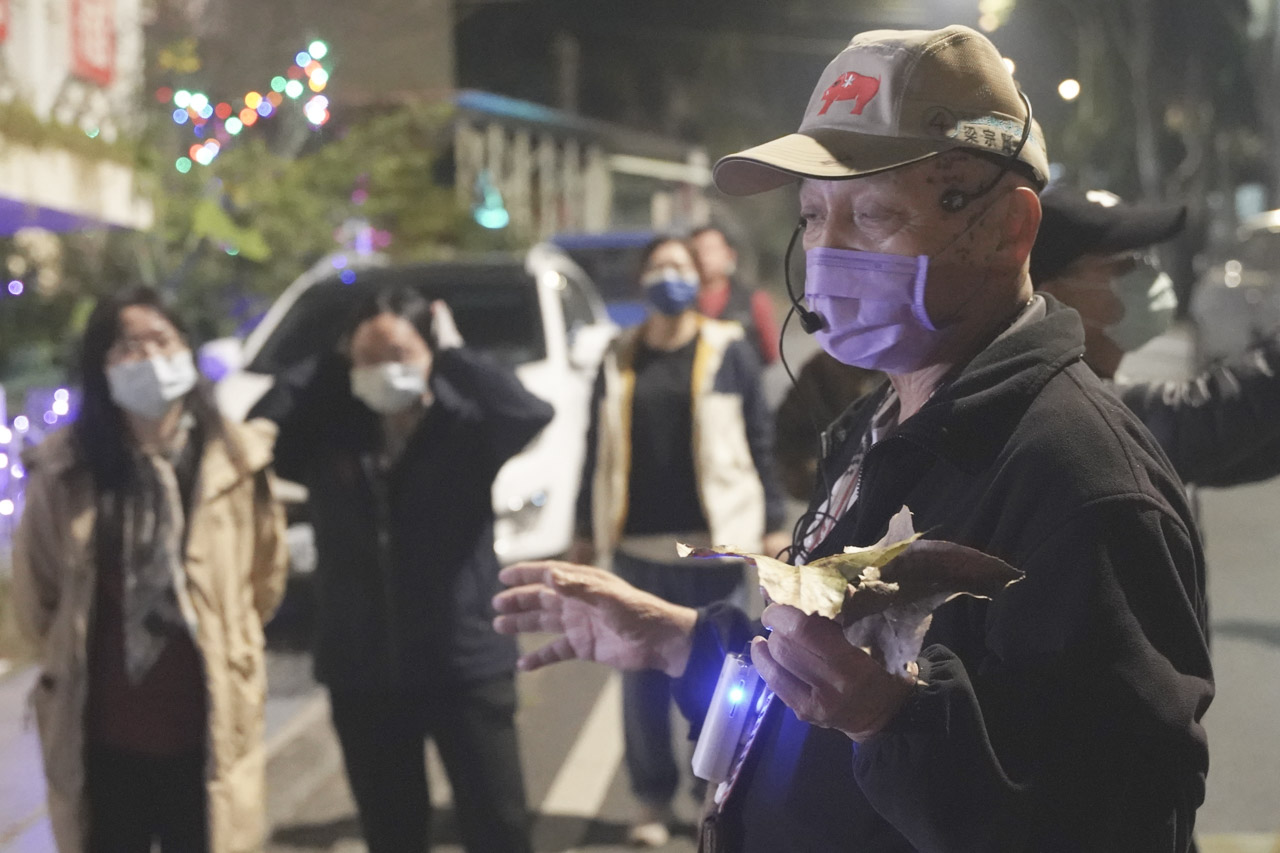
[
  {"x1": 728, "y1": 685, "x2": 745, "y2": 704},
  {"x1": 475, "y1": 206, "x2": 510, "y2": 230}
]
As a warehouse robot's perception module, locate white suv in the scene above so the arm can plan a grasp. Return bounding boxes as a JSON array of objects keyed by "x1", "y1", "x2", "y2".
[{"x1": 210, "y1": 244, "x2": 616, "y2": 567}]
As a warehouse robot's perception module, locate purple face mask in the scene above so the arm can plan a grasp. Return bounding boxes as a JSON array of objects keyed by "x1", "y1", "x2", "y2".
[{"x1": 804, "y1": 247, "x2": 938, "y2": 373}]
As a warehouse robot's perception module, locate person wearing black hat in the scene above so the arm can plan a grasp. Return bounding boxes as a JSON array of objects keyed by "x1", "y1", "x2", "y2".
[
  {"x1": 494, "y1": 25, "x2": 1210, "y2": 852},
  {"x1": 1036, "y1": 186, "x2": 1280, "y2": 487},
  {"x1": 1033, "y1": 186, "x2": 1186, "y2": 380}
]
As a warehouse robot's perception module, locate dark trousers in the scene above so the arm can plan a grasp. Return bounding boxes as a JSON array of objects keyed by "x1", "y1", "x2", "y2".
[
  {"x1": 86, "y1": 744, "x2": 208, "y2": 853},
  {"x1": 329, "y1": 675, "x2": 532, "y2": 853},
  {"x1": 614, "y1": 551, "x2": 743, "y2": 806}
]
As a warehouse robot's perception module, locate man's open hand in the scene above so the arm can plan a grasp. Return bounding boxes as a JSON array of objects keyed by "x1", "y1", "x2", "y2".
[{"x1": 493, "y1": 561, "x2": 698, "y2": 677}]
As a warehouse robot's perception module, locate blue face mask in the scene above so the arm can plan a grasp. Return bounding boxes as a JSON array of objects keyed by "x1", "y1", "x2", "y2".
[{"x1": 642, "y1": 268, "x2": 700, "y2": 316}]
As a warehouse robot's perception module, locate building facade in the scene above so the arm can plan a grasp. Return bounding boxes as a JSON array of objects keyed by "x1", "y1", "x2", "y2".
[{"x1": 0, "y1": 0, "x2": 153, "y2": 233}]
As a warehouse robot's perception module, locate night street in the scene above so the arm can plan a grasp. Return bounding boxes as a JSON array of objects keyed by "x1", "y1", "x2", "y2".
[
  {"x1": 260, "y1": 473, "x2": 1280, "y2": 853},
  {"x1": 5, "y1": 1, "x2": 1280, "y2": 850},
  {"x1": 3, "y1": 329, "x2": 1277, "y2": 853},
  {"x1": 247, "y1": 333, "x2": 1277, "y2": 853}
]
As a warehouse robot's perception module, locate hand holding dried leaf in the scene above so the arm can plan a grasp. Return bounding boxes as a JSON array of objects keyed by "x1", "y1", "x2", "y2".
[
  {"x1": 677, "y1": 506, "x2": 923, "y2": 621},
  {"x1": 678, "y1": 506, "x2": 1023, "y2": 682}
]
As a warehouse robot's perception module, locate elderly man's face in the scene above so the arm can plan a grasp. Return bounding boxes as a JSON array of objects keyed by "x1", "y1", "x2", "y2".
[{"x1": 799, "y1": 152, "x2": 1036, "y2": 332}]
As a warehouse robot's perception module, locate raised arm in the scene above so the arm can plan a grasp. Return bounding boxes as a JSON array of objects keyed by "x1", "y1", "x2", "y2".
[
  {"x1": 432, "y1": 345, "x2": 554, "y2": 472},
  {"x1": 1119, "y1": 337, "x2": 1280, "y2": 486}
]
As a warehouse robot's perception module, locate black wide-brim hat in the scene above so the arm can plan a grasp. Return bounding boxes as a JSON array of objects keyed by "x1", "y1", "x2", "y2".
[{"x1": 1031, "y1": 186, "x2": 1188, "y2": 283}]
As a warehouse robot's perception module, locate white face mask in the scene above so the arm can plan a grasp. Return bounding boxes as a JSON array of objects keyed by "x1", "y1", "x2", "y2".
[
  {"x1": 107, "y1": 350, "x2": 198, "y2": 419},
  {"x1": 350, "y1": 362, "x2": 427, "y2": 414},
  {"x1": 1104, "y1": 262, "x2": 1179, "y2": 353}
]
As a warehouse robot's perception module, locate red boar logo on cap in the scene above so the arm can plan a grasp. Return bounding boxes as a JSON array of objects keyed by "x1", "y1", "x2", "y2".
[{"x1": 817, "y1": 71, "x2": 881, "y2": 116}]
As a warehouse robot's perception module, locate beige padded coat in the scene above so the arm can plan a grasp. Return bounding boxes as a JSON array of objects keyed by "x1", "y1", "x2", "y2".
[{"x1": 11, "y1": 419, "x2": 288, "y2": 853}]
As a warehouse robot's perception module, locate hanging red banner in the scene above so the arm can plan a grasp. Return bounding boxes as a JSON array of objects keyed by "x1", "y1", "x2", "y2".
[
  {"x1": 0, "y1": 0, "x2": 9, "y2": 43},
  {"x1": 71, "y1": 0, "x2": 116, "y2": 87}
]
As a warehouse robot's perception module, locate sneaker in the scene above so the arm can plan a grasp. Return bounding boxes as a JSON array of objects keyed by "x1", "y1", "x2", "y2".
[
  {"x1": 627, "y1": 820, "x2": 671, "y2": 847},
  {"x1": 627, "y1": 803, "x2": 673, "y2": 847}
]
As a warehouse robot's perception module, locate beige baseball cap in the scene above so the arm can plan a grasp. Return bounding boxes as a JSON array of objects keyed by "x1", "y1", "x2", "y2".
[{"x1": 713, "y1": 25, "x2": 1050, "y2": 196}]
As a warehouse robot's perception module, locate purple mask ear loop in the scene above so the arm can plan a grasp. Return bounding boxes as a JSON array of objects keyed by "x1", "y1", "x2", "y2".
[{"x1": 910, "y1": 255, "x2": 937, "y2": 331}]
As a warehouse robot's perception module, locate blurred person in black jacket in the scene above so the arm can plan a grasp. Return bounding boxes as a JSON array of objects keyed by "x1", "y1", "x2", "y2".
[
  {"x1": 1035, "y1": 185, "x2": 1280, "y2": 488},
  {"x1": 251, "y1": 287, "x2": 552, "y2": 853}
]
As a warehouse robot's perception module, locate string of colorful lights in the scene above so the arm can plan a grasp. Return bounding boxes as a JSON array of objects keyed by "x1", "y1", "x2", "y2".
[{"x1": 155, "y1": 40, "x2": 333, "y2": 173}]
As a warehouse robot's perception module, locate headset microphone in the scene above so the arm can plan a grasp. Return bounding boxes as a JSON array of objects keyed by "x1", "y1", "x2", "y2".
[
  {"x1": 938, "y1": 90, "x2": 1033, "y2": 214},
  {"x1": 798, "y1": 307, "x2": 826, "y2": 334},
  {"x1": 784, "y1": 219, "x2": 826, "y2": 334}
]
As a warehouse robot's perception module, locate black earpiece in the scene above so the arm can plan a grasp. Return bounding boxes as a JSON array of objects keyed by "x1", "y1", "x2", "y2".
[
  {"x1": 783, "y1": 218, "x2": 826, "y2": 334},
  {"x1": 937, "y1": 90, "x2": 1033, "y2": 214},
  {"x1": 940, "y1": 188, "x2": 970, "y2": 213}
]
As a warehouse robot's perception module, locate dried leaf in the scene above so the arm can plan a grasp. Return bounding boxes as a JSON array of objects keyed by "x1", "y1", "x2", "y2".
[
  {"x1": 841, "y1": 539, "x2": 1024, "y2": 624},
  {"x1": 676, "y1": 506, "x2": 922, "y2": 620},
  {"x1": 841, "y1": 539, "x2": 1023, "y2": 678},
  {"x1": 679, "y1": 507, "x2": 1024, "y2": 683},
  {"x1": 678, "y1": 542, "x2": 848, "y2": 619}
]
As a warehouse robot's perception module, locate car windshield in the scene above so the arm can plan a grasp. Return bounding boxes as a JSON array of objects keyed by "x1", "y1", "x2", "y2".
[
  {"x1": 247, "y1": 264, "x2": 546, "y2": 375},
  {"x1": 552, "y1": 234, "x2": 653, "y2": 303}
]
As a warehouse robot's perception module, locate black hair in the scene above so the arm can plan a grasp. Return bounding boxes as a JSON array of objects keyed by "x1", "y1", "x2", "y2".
[
  {"x1": 344, "y1": 285, "x2": 435, "y2": 355},
  {"x1": 637, "y1": 234, "x2": 704, "y2": 288},
  {"x1": 689, "y1": 224, "x2": 735, "y2": 250},
  {"x1": 74, "y1": 286, "x2": 241, "y2": 493}
]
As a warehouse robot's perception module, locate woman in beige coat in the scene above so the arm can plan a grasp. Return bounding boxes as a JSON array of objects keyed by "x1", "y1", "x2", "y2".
[{"x1": 12, "y1": 287, "x2": 288, "y2": 853}]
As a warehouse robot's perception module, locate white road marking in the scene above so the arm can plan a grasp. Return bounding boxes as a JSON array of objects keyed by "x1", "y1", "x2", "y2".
[
  {"x1": 1198, "y1": 835, "x2": 1280, "y2": 853},
  {"x1": 264, "y1": 693, "x2": 330, "y2": 759},
  {"x1": 536, "y1": 671, "x2": 624, "y2": 818},
  {"x1": 427, "y1": 740, "x2": 453, "y2": 808}
]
